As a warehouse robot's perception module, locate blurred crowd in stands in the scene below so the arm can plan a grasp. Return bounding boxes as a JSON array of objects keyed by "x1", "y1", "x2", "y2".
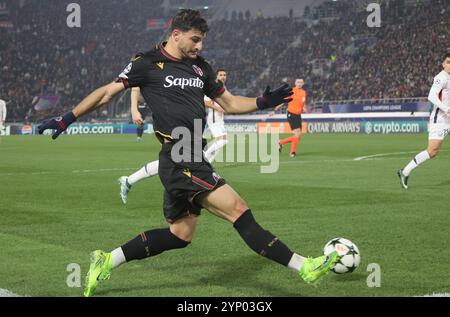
[
  {"x1": 0, "y1": 0, "x2": 448, "y2": 122},
  {"x1": 261, "y1": 0, "x2": 449, "y2": 103}
]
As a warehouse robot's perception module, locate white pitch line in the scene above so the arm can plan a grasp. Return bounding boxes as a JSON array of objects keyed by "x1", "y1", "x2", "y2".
[
  {"x1": 0, "y1": 288, "x2": 22, "y2": 297},
  {"x1": 354, "y1": 149, "x2": 450, "y2": 161},
  {"x1": 0, "y1": 167, "x2": 139, "y2": 177},
  {"x1": 419, "y1": 293, "x2": 450, "y2": 297},
  {"x1": 353, "y1": 151, "x2": 418, "y2": 161},
  {"x1": 1, "y1": 152, "x2": 449, "y2": 177},
  {"x1": 71, "y1": 167, "x2": 138, "y2": 173},
  {"x1": 0, "y1": 157, "x2": 410, "y2": 177}
]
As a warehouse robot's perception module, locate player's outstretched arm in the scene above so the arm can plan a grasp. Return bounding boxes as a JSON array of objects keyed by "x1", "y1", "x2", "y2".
[
  {"x1": 269, "y1": 103, "x2": 285, "y2": 116},
  {"x1": 130, "y1": 87, "x2": 144, "y2": 125},
  {"x1": 38, "y1": 82, "x2": 125, "y2": 139},
  {"x1": 214, "y1": 84, "x2": 293, "y2": 114}
]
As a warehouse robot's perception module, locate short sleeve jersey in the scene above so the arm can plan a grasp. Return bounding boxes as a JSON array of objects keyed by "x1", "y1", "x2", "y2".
[
  {"x1": 287, "y1": 87, "x2": 307, "y2": 115},
  {"x1": 429, "y1": 70, "x2": 450, "y2": 124},
  {"x1": 117, "y1": 42, "x2": 225, "y2": 142}
]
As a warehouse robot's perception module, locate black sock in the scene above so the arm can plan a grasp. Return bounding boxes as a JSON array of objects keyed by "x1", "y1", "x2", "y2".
[
  {"x1": 121, "y1": 228, "x2": 190, "y2": 262},
  {"x1": 137, "y1": 126, "x2": 144, "y2": 137},
  {"x1": 233, "y1": 209, "x2": 293, "y2": 266}
]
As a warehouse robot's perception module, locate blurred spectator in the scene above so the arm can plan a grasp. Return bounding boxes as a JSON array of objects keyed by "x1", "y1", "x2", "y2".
[{"x1": 1, "y1": 0, "x2": 448, "y2": 122}]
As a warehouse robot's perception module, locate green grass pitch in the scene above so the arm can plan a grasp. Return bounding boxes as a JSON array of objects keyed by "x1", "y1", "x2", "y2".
[{"x1": 1, "y1": 133, "x2": 449, "y2": 297}]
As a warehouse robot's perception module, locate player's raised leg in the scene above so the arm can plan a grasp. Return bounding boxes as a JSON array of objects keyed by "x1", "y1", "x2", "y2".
[
  {"x1": 196, "y1": 184, "x2": 339, "y2": 284},
  {"x1": 279, "y1": 122, "x2": 302, "y2": 158},
  {"x1": 204, "y1": 135, "x2": 228, "y2": 163},
  {"x1": 118, "y1": 160, "x2": 159, "y2": 204},
  {"x1": 398, "y1": 139, "x2": 443, "y2": 189},
  {"x1": 84, "y1": 214, "x2": 197, "y2": 296},
  {"x1": 279, "y1": 135, "x2": 295, "y2": 150}
]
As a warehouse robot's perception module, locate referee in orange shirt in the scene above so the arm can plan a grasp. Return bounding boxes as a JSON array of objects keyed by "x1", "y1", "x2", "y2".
[{"x1": 271, "y1": 78, "x2": 307, "y2": 157}]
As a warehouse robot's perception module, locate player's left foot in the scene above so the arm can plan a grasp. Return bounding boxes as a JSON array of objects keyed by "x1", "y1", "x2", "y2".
[
  {"x1": 84, "y1": 250, "x2": 113, "y2": 297},
  {"x1": 290, "y1": 152, "x2": 296, "y2": 158},
  {"x1": 299, "y1": 251, "x2": 340, "y2": 284},
  {"x1": 118, "y1": 176, "x2": 131, "y2": 204},
  {"x1": 137, "y1": 137, "x2": 142, "y2": 142},
  {"x1": 397, "y1": 169, "x2": 408, "y2": 189}
]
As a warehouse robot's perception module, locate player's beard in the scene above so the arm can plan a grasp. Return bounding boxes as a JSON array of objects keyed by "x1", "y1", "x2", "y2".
[{"x1": 180, "y1": 46, "x2": 198, "y2": 60}]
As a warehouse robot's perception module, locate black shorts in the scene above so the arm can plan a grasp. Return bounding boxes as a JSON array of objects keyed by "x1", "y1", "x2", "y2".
[
  {"x1": 287, "y1": 112, "x2": 302, "y2": 130},
  {"x1": 138, "y1": 106, "x2": 150, "y2": 120},
  {"x1": 158, "y1": 142, "x2": 226, "y2": 224}
]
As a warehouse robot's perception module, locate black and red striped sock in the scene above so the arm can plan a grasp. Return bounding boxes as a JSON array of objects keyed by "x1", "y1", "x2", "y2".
[{"x1": 121, "y1": 228, "x2": 190, "y2": 261}]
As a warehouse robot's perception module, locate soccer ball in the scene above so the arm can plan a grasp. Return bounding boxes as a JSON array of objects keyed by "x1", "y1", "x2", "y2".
[{"x1": 323, "y1": 237, "x2": 360, "y2": 274}]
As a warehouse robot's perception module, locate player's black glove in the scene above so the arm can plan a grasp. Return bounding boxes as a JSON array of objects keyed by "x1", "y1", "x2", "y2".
[
  {"x1": 38, "y1": 111, "x2": 77, "y2": 139},
  {"x1": 256, "y1": 84, "x2": 293, "y2": 110}
]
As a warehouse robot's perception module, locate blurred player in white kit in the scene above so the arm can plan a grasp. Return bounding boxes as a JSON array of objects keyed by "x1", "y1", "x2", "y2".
[
  {"x1": 0, "y1": 99, "x2": 6, "y2": 128},
  {"x1": 203, "y1": 68, "x2": 228, "y2": 163},
  {"x1": 398, "y1": 53, "x2": 450, "y2": 189}
]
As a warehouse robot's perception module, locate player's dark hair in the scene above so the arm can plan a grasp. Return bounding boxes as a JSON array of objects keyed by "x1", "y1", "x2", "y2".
[
  {"x1": 444, "y1": 52, "x2": 450, "y2": 61},
  {"x1": 216, "y1": 68, "x2": 226, "y2": 74},
  {"x1": 171, "y1": 9, "x2": 209, "y2": 34}
]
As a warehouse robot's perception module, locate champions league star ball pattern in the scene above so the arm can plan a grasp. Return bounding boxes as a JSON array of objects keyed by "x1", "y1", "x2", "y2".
[{"x1": 323, "y1": 238, "x2": 361, "y2": 274}]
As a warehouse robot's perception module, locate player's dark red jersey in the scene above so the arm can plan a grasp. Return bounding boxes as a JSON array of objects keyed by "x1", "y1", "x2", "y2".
[{"x1": 117, "y1": 42, "x2": 225, "y2": 144}]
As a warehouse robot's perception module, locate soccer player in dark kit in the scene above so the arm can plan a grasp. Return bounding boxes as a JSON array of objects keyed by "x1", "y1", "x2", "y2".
[
  {"x1": 38, "y1": 9, "x2": 339, "y2": 297},
  {"x1": 131, "y1": 88, "x2": 150, "y2": 142}
]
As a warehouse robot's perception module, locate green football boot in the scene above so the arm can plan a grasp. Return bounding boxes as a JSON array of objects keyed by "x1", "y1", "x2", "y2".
[
  {"x1": 84, "y1": 250, "x2": 113, "y2": 297},
  {"x1": 299, "y1": 251, "x2": 340, "y2": 284}
]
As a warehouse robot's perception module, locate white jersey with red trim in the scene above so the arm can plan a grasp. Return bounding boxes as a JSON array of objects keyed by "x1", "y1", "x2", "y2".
[{"x1": 428, "y1": 70, "x2": 450, "y2": 125}]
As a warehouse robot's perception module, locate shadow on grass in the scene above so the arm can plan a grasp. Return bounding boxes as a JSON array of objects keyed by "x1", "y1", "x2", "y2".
[
  {"x1": 328, "y1": 272, "x2": 366, "y2": 283},
  {"x1": 435, "y1": 180, "x2": 450, "y2": 187},
  {"x1": 416, "y1": 180, "x2": 450, "y2": 190},
  {"x1": 97, "y1": 255, "x2": 306, "y2": 297}
]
